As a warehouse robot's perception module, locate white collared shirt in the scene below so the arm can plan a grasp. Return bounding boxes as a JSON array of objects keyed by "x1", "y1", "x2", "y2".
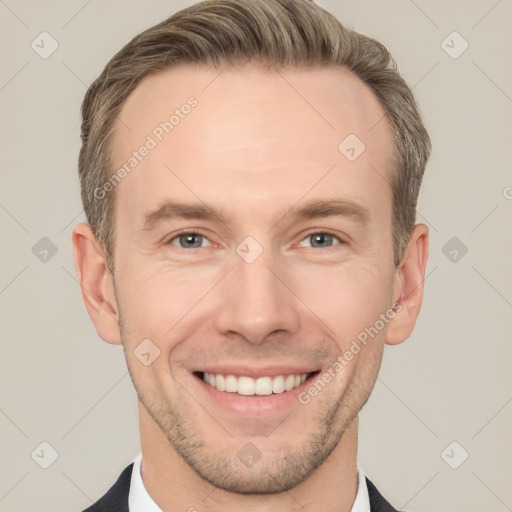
[{"x1": 129, "y1": 452, "x2": 370, "y2": 512}]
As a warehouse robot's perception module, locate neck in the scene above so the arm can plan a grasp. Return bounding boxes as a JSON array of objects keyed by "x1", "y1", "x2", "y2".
[{"x1": 139, "y1": 403, "x2": 360, "y2": 512}]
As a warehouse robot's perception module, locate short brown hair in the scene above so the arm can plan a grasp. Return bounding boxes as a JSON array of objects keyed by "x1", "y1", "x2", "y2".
[{"x1": 79, "y1": 0, "x2": 431, "y2": 269}]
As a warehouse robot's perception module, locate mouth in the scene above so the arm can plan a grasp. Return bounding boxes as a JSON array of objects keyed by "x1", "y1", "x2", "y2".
[{"x1": 194, "y1": 371, "x2": 319, "y2": 397}]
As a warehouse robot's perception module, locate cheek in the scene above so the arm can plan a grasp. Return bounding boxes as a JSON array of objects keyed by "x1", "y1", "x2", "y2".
[
  {"x1": 292, "y1": 260, "x2": 394, "y2": 344},
  {"x1": 115, "y1": 262, "x2": 220, "y2": 344}
]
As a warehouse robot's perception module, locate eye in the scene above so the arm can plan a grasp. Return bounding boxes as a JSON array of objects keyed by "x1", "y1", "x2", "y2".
[
  {"x1": 167, "y1": 231, "x2": 213, "y2": 249},
  {"x1": 165, "y1": 230, "x2": 344, "y2": 250},
  {"x1": 299, "y1": 231, "x2": 344, "y2": 249}
]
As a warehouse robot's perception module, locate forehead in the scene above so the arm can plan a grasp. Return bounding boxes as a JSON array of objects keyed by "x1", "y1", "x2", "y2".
[{"x1": 110, "y1": 64, "x2": 394, "y2": 229}]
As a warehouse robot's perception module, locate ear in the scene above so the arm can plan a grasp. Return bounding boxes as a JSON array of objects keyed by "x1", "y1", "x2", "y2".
[
  {"x1": 386, "y1": 223, "x2": 429, "y2": 345},
  {"x1": 72, "y1": 223, "x2": 121, "y2": 345}
]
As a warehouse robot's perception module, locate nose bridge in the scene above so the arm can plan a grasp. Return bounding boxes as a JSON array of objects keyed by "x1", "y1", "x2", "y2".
[{"x1": 213, "y1": 240, "x2": 300, "y2": 344}]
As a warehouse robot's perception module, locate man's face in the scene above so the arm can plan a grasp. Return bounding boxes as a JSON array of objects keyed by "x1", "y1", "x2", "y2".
[{"x1": 110, "y1": 64, "x2": 398, "y2": 492}]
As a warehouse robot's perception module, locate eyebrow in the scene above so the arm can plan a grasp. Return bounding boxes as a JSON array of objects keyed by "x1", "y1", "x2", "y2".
[{"x1": 141, "y1": 198, "x2": 370, "y2": 231}]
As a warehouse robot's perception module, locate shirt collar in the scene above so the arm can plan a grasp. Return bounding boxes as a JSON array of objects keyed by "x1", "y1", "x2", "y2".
[
  {"x1": 128, "y1": 453, "x2": 370, "y2": 512},
  {"x1": 128, "y1": 453, "x2": 162, "y2": 512}
]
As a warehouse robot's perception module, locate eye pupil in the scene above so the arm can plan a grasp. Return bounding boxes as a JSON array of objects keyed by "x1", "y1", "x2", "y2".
[
  {"x1": 311, "y1": 233, "x2": 333, "y2": 247},
  {"x1": 180, "y1": 233, "x2": 202, "y2": 248}
]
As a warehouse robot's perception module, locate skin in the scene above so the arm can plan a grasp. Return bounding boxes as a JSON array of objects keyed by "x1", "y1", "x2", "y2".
[{"x1": 73, "y1": 64, "x2": 428, "y2": 512}]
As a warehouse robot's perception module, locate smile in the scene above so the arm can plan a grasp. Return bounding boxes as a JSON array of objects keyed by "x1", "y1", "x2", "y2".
[{"x1": 202, "y1": 372, "x2": 310, "y2": 396}]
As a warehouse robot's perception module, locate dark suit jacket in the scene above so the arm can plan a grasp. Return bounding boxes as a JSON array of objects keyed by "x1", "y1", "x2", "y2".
[{"x1": 82, "y1": 463, "x2": 400, "y2": 511}]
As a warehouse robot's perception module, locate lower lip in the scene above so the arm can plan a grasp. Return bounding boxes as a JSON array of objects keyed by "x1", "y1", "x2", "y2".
[{"x1": 192, "y1": 373, "x2": 315, "y2": 415}]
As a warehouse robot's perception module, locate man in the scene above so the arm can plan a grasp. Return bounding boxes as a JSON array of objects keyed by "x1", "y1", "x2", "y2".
[{"x1": 72, "y1": 0, "x2": 430, "y2": 510}]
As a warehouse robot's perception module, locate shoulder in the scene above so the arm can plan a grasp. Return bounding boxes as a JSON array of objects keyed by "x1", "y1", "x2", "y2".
[
  {"x1": 81, "y1": 463, "x2": 134, "y2": 512},
  {"x1": 366, "y1": 476, "x2": 401, "y2": 512}
]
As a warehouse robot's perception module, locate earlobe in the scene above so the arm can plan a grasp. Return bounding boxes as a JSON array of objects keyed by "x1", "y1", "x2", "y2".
[
  {"x1": 72, "y1": 223, "x2": 122, "y2": 345},
  {"x1": 385, "y1": 223, "x2": 429, "y2": 346}
]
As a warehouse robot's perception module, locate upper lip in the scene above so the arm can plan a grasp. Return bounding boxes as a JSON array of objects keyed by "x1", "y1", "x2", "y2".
[{"x1": 193, "y1": 366, "x2": 319, "y2": 378}]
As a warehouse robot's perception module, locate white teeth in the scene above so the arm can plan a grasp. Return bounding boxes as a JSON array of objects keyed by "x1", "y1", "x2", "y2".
[
  {"x1": 238, "y1": 376, "x2": 255, "y2": 396},
  {"x1": 284, "y1": 375, "x2": 295, "y2": 391},
  {"x1": 255, "y1": 377, "x2": 273, "y2": 395},
  {"x1": 272, "y1": 376, "x2": 285, "y2": 394},
  {"x1": 215, "y1": 374, "x2": 226, "y2": 391},
  {"x1": 202, "y1": 372, "x2": 309, "y2": 396},
  {"x1": 225, "y1": 374, "x2": 238, "y2": 392}
]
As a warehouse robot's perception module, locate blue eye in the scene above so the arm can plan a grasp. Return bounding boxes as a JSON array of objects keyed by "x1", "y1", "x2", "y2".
[
  {"x1": 166, "y1": 230, "x2": 344, "y2": 250},
  {"x1": 168, "y1": 232, "x2": 211, "y2": 249},
  {"x1": 300, "y1": 231, "x2": 343, "y2": 248}
]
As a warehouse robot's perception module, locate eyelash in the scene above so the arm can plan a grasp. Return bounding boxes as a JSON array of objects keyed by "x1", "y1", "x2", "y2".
[{"x1": 165, "y1": 229, "x2": 346, "y2": 249}]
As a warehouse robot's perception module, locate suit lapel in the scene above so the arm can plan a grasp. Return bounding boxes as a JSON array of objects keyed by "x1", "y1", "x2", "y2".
[
  {"x1": 82, "y1": 463, "x2": 133, "y2": 512},
  {"x1": 366, "y1": 477, "x2": 400, "y2": 512}
]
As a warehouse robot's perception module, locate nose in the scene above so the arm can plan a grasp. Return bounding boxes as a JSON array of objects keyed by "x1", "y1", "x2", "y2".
[{"x1": 213, "y1": 245, "x2": 301, "y2": 345}]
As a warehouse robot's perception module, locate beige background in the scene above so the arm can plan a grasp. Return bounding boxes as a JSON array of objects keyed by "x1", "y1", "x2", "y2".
[{"x1": 1, "y1": 1, "x2": 511, "y2": 511}]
